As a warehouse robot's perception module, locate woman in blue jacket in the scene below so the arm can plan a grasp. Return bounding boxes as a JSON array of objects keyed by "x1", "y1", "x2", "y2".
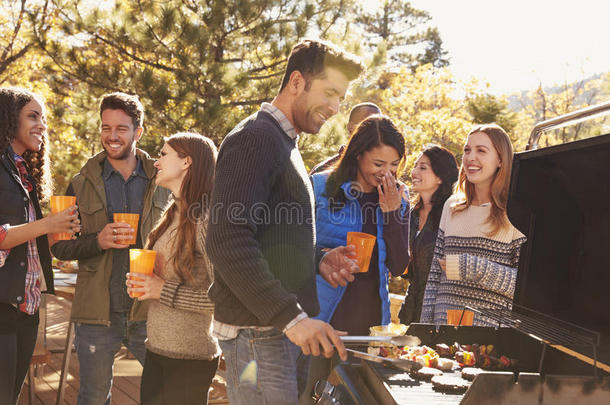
[
  {"x1": 0, "y1": 87, "x2": 78, "y2": 403},
  {"x1": 311, "y1": 115, "x2": 410, "y2": 335}
]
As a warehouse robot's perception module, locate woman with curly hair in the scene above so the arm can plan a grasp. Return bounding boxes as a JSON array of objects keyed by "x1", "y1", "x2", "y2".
[{"x1": 0, "y1": 87, "x2": 79, "y2": 403}]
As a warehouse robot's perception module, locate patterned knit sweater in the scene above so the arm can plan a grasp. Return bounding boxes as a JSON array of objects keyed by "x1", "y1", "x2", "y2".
[
  {"x1": 420, "y1": 195, "x2": 526, "y2": 326},
  {"x1": 146, "y1": 215, "x2": 221, "y2": 360}
]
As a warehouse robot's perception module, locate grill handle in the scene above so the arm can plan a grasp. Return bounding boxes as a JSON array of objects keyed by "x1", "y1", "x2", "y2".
[{"x1": 526, "y1": 99, "x2": 610, "y2": 150}]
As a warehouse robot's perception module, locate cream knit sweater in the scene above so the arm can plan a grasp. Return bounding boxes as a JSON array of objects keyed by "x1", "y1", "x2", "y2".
[{"x1": 146, "y1": 215, "x2": 220, "y2": 360}]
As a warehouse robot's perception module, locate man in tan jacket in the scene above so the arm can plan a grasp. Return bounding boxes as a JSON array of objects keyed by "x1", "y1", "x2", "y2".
[{"x1": 52, "y1": 92, "x2": 169, "y2": 405}]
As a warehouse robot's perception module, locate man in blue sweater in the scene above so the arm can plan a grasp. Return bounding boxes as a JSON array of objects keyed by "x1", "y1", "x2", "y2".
[{"x1": 206, "y1": 39, "x2": 364, "y2": 405}]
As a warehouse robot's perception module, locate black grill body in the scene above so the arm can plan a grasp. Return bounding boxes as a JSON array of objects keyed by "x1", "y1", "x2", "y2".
[{"x1": 325, "y1": 324, "x2": 609, "y2": 404}]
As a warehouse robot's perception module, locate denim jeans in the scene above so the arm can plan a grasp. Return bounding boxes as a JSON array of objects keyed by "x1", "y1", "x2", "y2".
[
  {"x1": 218, "y1": 328, "x2": 302, "y2": 405},
  {"x1": 74, "y1": 311, "x2": 147, "y2": 405}
]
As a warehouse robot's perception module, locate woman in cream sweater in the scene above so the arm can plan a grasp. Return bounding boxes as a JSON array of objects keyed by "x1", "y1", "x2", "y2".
[
  {"x1": 421, "y1": 124, "x2": 526, "y2": 326},
  {"x1": 127, "y1": 132, "x2": 220, "y2": 404}
]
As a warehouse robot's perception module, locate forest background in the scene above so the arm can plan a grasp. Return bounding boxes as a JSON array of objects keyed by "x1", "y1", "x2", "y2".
[{"x1": 2, "y1": 0, "x2": 610, "y2": 195}]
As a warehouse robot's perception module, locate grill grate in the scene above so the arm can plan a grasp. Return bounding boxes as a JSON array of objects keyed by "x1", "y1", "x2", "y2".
[
  {"x1": 467, "y1": 304, "x2": 599, "y2": 347},
  {"x1": 363, "y1": 361, "x2": 465, "y2": 405},
  {"x1": 466, "y1": 304, "x2": 601, "y2": 375}
]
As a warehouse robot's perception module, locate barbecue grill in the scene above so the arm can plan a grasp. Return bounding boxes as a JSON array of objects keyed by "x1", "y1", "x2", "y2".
[{"x1": 313, "y1": 102, "x2": 610, "y2": 404}]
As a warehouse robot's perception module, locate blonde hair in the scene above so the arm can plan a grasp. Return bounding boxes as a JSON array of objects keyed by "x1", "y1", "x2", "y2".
[{"x1": 452, "y1": 124, "x2": 514, "y2": 236}]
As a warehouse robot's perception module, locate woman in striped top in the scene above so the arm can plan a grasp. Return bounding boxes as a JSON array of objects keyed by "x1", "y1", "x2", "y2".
[
  {"x1": 420, "y1": 124, "x2": 526, "y2": 326},
  {"x1": 126, "y1": 133, "x2": 220, "y2": 404}
]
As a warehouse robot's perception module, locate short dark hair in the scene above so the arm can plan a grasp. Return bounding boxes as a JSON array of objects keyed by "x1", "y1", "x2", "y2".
[
  {"x1": 279, "y1": 39, "x2": 364, "y2": 91},
  {"x1": 348, "y1": 102, "x2": 381, "y2": 123},
  {"x1": 99, "y1": 92, "x2": 144, "y2": 129}
]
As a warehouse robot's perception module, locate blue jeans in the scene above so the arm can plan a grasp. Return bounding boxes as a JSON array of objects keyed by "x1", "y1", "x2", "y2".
[
  {"x1": 74, "y1": 312, "x2": 146, "y2": 405},
  {"x1": 219, "y1": 328, "x2": 302, "y2": 405}
]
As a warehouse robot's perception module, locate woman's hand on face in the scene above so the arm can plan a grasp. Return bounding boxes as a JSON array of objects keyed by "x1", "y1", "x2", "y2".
[
  {"x1": 46, "y1": 205, "x2": 80, "y2": 235},
  {"x1": 378, "y1": 172, "x2": 405, "y2": 213},
  {"x1": 126, "y1": 272, "x2": 165, "y2": 300}
]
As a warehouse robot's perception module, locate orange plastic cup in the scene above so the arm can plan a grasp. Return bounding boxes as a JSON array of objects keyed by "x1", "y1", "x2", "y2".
[
  {"x1": 447, "y1": 309, "x2": 475, "y2": 326},
  {"x1": 129, "y1": 249, "x2": 156, "y2": 298},
  {"x1": 346, "y1": 232, "x2": 376, "y2": 273},
  {"x1": 50, "y1": 196, "x2": 76, "y2": 241},
  {"x1": 113, "y1": 213, "x2": 139, "y2": 245}
]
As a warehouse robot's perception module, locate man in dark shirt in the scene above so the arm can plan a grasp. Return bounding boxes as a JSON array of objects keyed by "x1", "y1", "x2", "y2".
[
  {"x1": 51, "y1": 93, "x2": 169, "y2": 405},
  {"x1": 206, "y1": 40, "x2": 364, "y2": 405},
  {"x1": 309, "y1": 102, "x2": 381, "y2": 174}
]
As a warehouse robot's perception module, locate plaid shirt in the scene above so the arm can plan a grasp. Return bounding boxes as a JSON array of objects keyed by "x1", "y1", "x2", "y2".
[
  {"x1": 212, "y1": 103, "x2": 305, "y2": 340},
  {"x1": 260, "y1": 102, "x2": 298, "y2": 140},
  {"x1": 0, "y1": 153, "x2": 43, "y2": 314}
]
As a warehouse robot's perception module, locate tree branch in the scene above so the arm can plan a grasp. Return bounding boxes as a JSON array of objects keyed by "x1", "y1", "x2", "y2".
[
  {"x1": 227, "y1": 98, "x2": 271, "y2": 106},
  {"x1": 1, "y1": 0, "x2": 28, "y2": 62},
  {"x1": 91, "y1": 32, "x2": 176, "y2": 72},
  {"x1": 0, "y1": 44, "x2": 31, "y2": 76},
  {"x1": 248, "y1": 72, "x2": 283, "y2": 80}
]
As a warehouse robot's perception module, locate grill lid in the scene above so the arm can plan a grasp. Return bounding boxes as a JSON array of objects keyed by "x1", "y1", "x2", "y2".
[{"x1": 507, "y1": 133, "x2": 610, "y2": 365}]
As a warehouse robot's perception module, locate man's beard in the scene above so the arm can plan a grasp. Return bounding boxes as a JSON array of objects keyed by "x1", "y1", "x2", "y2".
[{"x1": 103, "y1": 143, "x2": 133, "y2": 160}]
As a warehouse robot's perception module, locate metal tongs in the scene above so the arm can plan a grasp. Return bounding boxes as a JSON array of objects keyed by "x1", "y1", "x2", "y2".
[
  {"x1": 340, "y1": 335, "x2": 423, "y2": 373},
  {"x1": 345, "y1": 348, "x2": 423, "y2": 372},
  {"x1": 340, "y1": 334, "x2": 421, "y2": 347}
]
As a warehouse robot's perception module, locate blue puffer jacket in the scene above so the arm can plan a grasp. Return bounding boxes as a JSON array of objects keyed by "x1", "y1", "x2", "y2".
[{"x1": 312, "y1": 172, "x2": 408, "y2": 325}]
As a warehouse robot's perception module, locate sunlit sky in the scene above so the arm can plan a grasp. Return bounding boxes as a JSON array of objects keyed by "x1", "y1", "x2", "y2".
[{"x1": 367, "y1": 0, "x2": 610, "y2": 95}]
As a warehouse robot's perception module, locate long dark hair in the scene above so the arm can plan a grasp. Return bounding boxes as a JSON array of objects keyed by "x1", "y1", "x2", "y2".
[
  {"x1": 0, "y1": 87, "x2": 52, "y2": 201},
  {"x1": 413, "y1": 144, "x2": 458, "y2": 211},
  {"x1": 325, "y1": 115, "x2": 406, "y2": 207},
  {"x1": 146, "y1": 133, "x2": 217, "y2": 281}
]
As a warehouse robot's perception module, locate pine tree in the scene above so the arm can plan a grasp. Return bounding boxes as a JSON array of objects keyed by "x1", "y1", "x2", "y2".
[
  {"x1": 33, "y1": 0, "x2": 356, "y2": 152},
  {"x1": 466, "y1": 94, "x2": 519, "y2": 139},
  {"x1": 353, "y1": 0, "x2": 449, "y2": 70}
]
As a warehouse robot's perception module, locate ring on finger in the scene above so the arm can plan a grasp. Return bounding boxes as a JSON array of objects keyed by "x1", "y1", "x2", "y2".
[{"x1": 112, "y1": 228, "x2": 117, "y2": 235}]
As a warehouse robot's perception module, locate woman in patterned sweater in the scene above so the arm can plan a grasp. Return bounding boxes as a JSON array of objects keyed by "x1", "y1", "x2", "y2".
[
  {"x1": 421, "y1": 124, "x2": 526, "y2": 326},
  {"x1": 126, "y1": 133, "x2": 220, "y2": 404}
]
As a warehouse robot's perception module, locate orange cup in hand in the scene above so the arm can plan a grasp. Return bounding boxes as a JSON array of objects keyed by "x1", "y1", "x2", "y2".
[
  {"x1": 113, "y1": 213, "x2": 139, "y2": 245},
  {"x1": 346, "y1": 231, "x2": 376, "y2": 273},
  {"x1": 50, "y1": 196, "x2": 77, "y2": 241},
  {"x1": 129, "y1": 249, "x2": 156, "y2": 298},
  {"x1": 447, "y1": 309, "x2": 475, "y2": 326}
]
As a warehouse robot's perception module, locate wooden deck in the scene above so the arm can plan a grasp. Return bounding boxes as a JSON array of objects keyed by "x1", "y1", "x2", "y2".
[{"x1": 19, "y1": 294, "x2": 228, "y2": 405}]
